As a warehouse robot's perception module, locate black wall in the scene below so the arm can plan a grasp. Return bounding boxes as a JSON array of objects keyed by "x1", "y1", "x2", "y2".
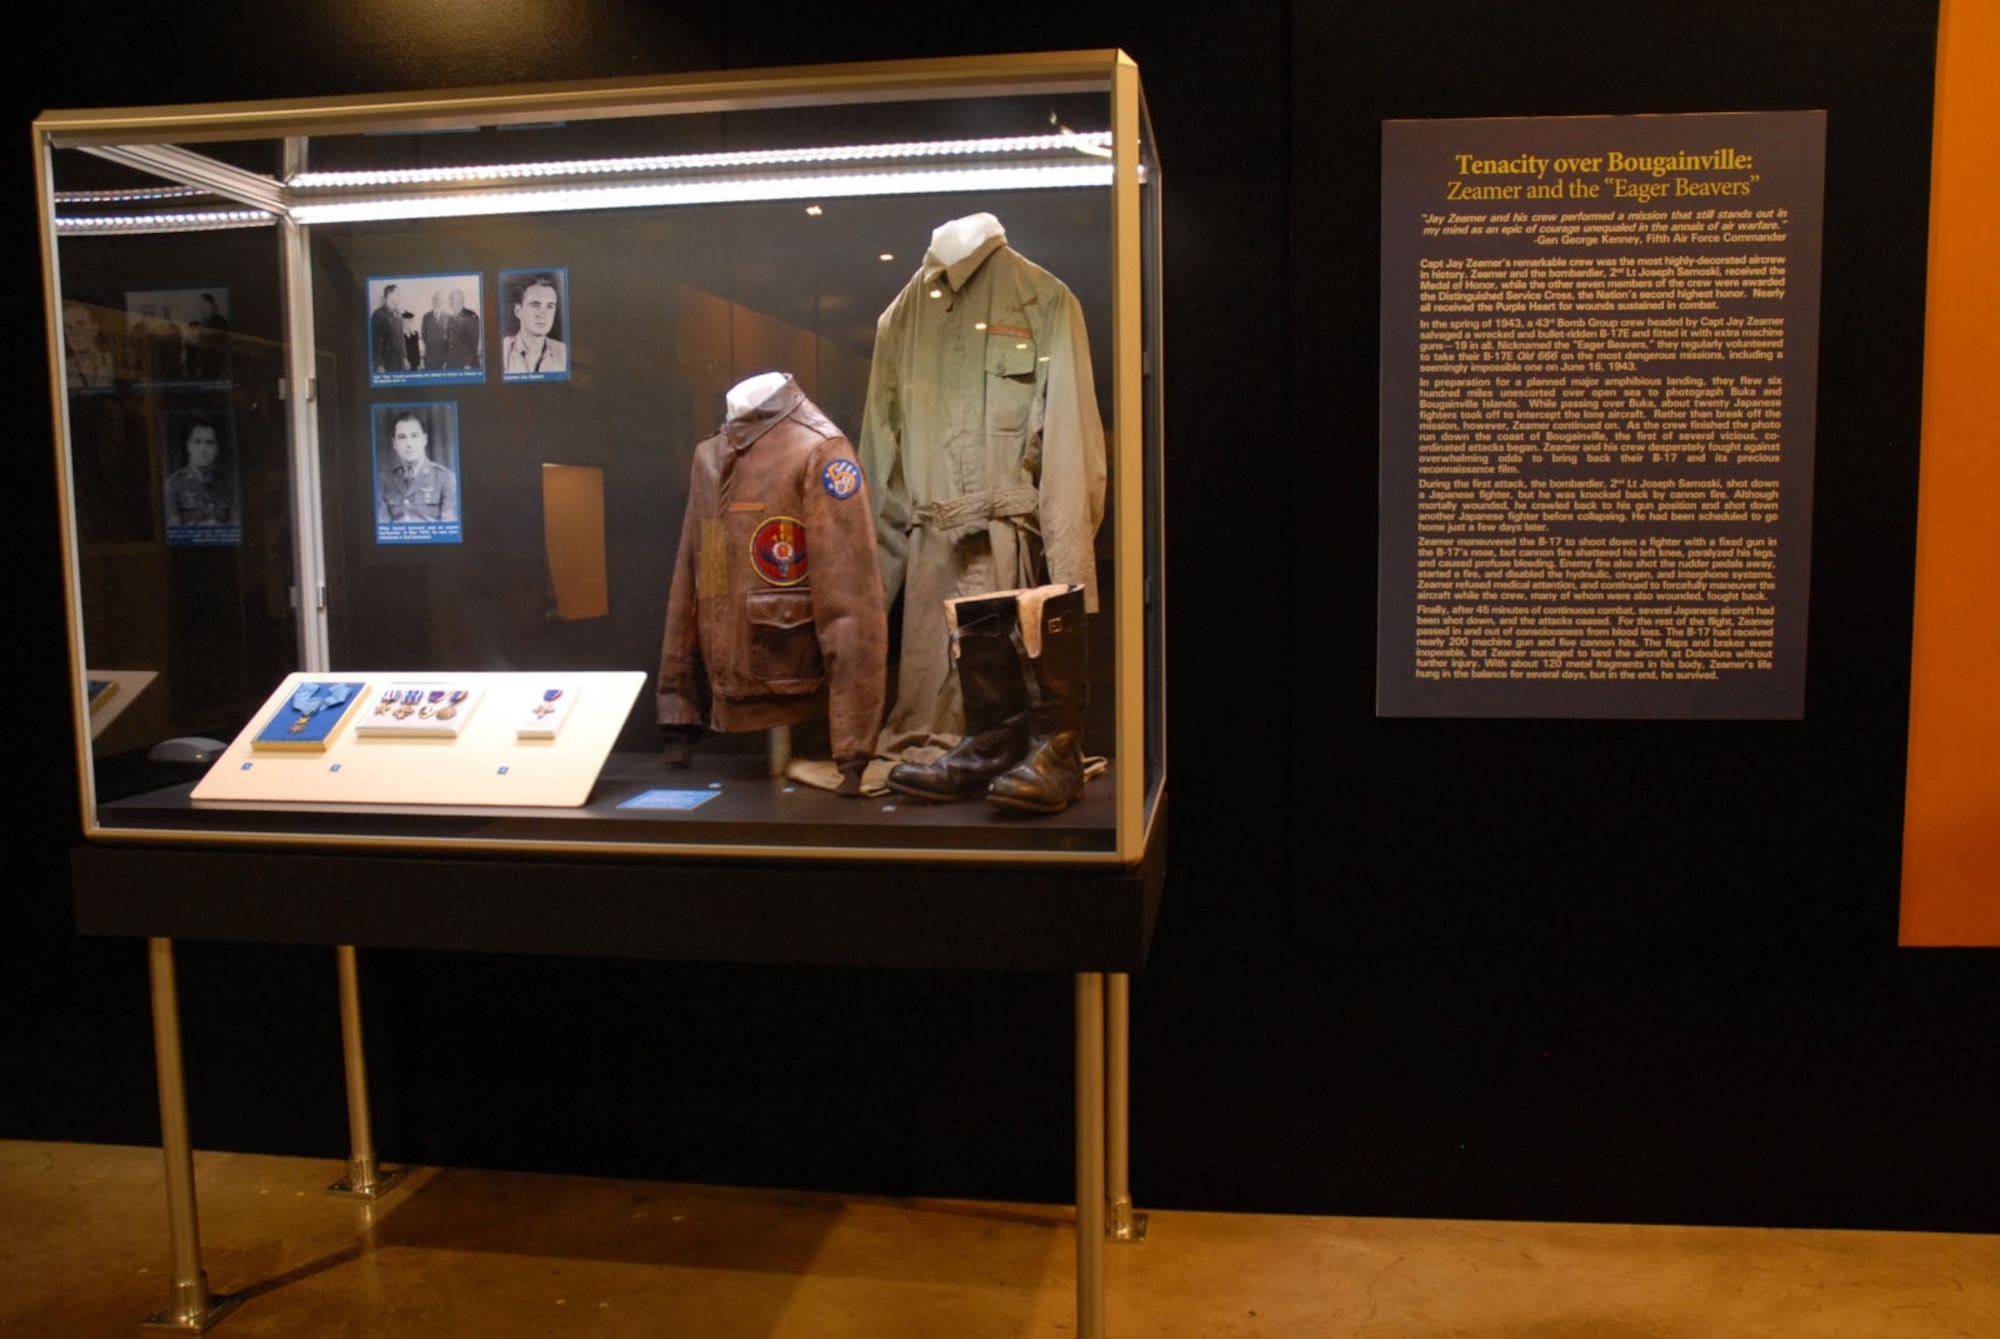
[{"x1": 9, "y1": 1, "x2": 1998, "y2": 1233}]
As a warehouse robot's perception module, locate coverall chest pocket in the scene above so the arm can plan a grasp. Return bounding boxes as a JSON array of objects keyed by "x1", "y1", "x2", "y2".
[
  {"x1": 745, "y1": 588, "x2": 825, "y2": 691},
  {"x1": 984, "y1": 333, "x2": 1039, "y2": 434}
]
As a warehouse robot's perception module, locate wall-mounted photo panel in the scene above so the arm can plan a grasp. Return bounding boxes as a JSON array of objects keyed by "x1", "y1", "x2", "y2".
[
  {"x1": 368, "y1": 274, "x2": 484, "y2": 386},
  {"x1": 499, "y1": 267, "x2": 571, "y2": 383},
  {"x1": 372, "y1": 401, "x2": 462, "y2": 545},
  {"x1": 159, "y1": 407, "x2": 241, "y2": 546}
]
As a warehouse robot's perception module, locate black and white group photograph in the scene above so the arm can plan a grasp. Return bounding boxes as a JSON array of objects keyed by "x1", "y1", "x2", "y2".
[
  {"x1": 368, "y1": 274, "x2": 485, "y2": 386},
  {"x1": 125, "y1": 286, "x2": 231, "y2": 387}
]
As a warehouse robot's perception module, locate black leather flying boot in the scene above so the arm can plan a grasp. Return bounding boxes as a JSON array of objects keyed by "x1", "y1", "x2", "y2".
[
  {"x1": 885, "y1": 591, "x2": 1031, "y2": 801},
  {"x1": 987, "y1": 584, "x2": 1088, "y2": 814}
]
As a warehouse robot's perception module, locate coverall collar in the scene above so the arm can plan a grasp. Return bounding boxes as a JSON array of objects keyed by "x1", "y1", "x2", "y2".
[{"x1": 923, "y1": 231, "x2": 1009, "y2": 293}]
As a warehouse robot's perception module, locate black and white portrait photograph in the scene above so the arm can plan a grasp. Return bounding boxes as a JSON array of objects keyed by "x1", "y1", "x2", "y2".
[
  {"x1": 499, "y1": 266, "x2": 571, "y2": 383},
  {"x1": 61, "y1": 296, "x2": 119, "y2": 392},
  {"x1": 372, "y1": 401, "x2": 463, "y2": 545},
  {"x1": 159, "y1": 408, "x2": 242, "y2": 547},
  {"x1": 367, "y1": 274, "x2": 484, "y2": 387},
  {"x1": 126, "y1": 287, "x2": 231, "y2": 387}
]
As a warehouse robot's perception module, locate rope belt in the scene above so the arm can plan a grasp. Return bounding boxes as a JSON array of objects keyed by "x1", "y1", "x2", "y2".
[{"x1": 910, "y1": 486, "x2": 1039, "y2": 530}]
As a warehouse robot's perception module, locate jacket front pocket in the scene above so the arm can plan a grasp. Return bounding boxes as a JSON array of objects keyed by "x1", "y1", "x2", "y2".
[
  {"x1": 745, "y1": 588, "x2": 825, "y2": 690},
  {"x1": 985, "y1": 333, "x2": 1039, "y2": 433}
]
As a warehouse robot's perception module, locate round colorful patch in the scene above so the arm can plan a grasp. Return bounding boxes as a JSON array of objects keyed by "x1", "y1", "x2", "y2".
[
  {"x1": 822, "y1": 458, "x2": 862, "y2": 500},
  {"x1": 750, "y1": 515, "x2": 809, "y2": 585}
]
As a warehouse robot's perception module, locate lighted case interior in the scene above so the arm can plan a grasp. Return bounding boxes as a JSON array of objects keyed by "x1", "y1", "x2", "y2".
[{"x1": 38, "y1": 52, "x2": 1165, "y2": 864}]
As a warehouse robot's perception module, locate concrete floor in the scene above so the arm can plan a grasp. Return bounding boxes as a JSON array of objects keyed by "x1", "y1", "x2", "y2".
[{"x1": 2, "y1": 1140, "x2": 1996, "y2": 1337}]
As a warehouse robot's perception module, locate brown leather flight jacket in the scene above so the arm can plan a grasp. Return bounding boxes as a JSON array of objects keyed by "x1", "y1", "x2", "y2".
[{"x1": 656, "y1": 378, "x2": 888, "y2": 762}]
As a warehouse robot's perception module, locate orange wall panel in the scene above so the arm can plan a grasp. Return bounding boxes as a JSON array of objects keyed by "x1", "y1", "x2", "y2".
[{"x1": 1900, "y1": 0, "x2": 2000, "y2": 944}]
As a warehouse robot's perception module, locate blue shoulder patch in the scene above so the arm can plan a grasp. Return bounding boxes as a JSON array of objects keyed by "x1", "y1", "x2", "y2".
[{"x1": 821, "y1": 459, "x2": 862, "y2": 500}]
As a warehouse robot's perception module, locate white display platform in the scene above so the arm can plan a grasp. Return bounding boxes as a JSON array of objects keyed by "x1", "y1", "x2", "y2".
[
  {"x1": 191, "y1": 671, "x2": 646, "y2": 808},
  {"x1": 85, "y1": 668, "x2": 157, "y2": 739}
]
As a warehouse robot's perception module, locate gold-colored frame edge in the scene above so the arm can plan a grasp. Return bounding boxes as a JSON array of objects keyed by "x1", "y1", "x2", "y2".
[
  {"x1": 1110, "y1": 56, "x2": 1147, "y2": 864},
  {"x1": 80, "y1": 819, "x2": 1132, "y2": 867},
  {"x1": 36, "y1": 50, "x2": 1126, "y2": 147},
  {"x1": 36, "y1": 121, "x2": 99, "y2": 841}
]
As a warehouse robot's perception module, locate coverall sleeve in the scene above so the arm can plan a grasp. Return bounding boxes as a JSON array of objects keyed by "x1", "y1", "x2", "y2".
[
  {"x1": 857, "y1": 302, "x2": 912, "y2": 605},
  {"x1": 1032, "y1": 286, "x2": 1108, "y2": 612}
]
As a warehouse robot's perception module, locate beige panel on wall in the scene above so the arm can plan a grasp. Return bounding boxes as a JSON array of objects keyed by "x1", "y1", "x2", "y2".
[{"x1": 542, "y1": 464, "x2": 609, "y2": 622}]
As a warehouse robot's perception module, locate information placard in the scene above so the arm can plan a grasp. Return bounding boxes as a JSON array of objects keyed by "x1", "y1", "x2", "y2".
[
  {"x1": 190, "y1": 671, "x2": 645, "y2": 808},
  {"x1": 1378, "y1": 111, "x2": 1825, "y2": 717}
]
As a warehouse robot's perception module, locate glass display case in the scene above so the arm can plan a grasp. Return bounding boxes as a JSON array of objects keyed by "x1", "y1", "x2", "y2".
[{"x1": 37, "y1": 51, "x2": 1165, "y2": 864}]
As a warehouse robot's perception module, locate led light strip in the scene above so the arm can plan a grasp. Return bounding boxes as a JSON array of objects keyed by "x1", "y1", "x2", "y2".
[
  {"x1": 289, "y1": 162, "x2": 1114, "y2": 224},
  {"x1": 55, "y1": 184, "x2": 211, "y2": 204},
  {"x1": 55, "y1": 209, "x2": 277, "y2": 236},
  {"x1": 287, "y1": 131, "x2": 1116, "y2": 189}
]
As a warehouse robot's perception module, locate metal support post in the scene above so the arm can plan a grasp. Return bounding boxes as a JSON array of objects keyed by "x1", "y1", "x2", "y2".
[
  {"x1": 329, "y1": 946, "x2": 403, "y2": 1198},
  {"x1": 1105, "y1": 971, "x2": 1147, "y2": 1242},
  {"x1": 141, "y1": 938, "x2": 241, "y2": 1334},
  {"x1": 767, "y1": 724, "x2": 793, "y2": 776},
  {"x1": 1075, "y1": 972, "x2": 1107, "y2": 1339}
]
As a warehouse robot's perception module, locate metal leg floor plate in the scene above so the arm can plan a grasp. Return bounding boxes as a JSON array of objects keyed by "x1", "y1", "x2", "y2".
[
  {"x1": 326, "y1": 1167, "x2": 408, "y2": 1199},
  {"x1": 1108, "y1": 1198, "x2": 1150, "y2": 1243},
  {"x1": 328, "y1": 1166, "x2": 409, "y2": 1199},
  {"x1": 141, "y1": 1291, "x2": 243, "y2": 1334}
]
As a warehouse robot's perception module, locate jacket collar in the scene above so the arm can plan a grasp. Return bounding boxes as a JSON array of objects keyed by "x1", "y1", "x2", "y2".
[{"x1": 723, "y1": 374, "x2": 805, "y2": 452}]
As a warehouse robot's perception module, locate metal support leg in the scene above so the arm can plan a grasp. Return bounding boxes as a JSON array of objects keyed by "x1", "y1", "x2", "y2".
[
  {"x1": 328, "y1": 946, "x2": 404, "y2": 1198},
  {"x1": 1075, "y1": 972, "x2": 1107, "y2": 1339},
  {"x1": 1105, "y1": 972, "x2": 1148, "y2": 1242},
  {"x1": 767, "y1": 724, "x2": 792, "y2": 777},
  {"x1": 142, "y1": 938, "x2": 242, "y2": 1334}
]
